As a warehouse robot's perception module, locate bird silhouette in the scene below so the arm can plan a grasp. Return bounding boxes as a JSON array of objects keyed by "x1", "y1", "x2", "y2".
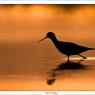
[{"x1": 39, "y1": 32, "x2": 94, "y2": 61}]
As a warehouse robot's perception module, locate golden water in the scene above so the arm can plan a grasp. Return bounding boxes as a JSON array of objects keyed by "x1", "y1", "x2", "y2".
[{"x1": 0, "y1": 42, "x2": 94, "y2": 90}]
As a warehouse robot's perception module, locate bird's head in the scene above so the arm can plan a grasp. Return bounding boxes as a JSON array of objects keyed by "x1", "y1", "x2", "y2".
[{"x1": 38, "y1": 32, "x2": 55, "y2": 42}]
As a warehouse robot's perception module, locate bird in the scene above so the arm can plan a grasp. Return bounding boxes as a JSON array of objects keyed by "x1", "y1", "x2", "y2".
[{"x1": 39, "y1": 32, "x2": 95, "y2": 61}]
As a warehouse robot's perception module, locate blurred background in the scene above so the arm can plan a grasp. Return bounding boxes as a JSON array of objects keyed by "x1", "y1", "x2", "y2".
[
  {"x1": 0, "y1": 4, "x2": 95, "y2": 90},
  {"x1": 0, "y1": 4, "x2": 95, "y2": 43}
]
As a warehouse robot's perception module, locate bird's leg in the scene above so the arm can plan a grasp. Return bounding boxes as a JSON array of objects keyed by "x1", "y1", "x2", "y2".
[
  {"x1": 67, "y1": 55, "x2": 70, "y2": 61},
  {"x1": 79, "y1": 54, "x2": 87, "y2": 59}
]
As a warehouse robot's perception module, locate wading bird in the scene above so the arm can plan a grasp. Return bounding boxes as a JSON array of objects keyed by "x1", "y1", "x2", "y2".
[{"x1": 39, "y1": 32, "x2": 94, "y2": 61}]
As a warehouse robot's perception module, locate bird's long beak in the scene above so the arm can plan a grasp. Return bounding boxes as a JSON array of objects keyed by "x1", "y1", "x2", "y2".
[{"x1": 38, "y1": 37, "x2": 47, "y2": 42}]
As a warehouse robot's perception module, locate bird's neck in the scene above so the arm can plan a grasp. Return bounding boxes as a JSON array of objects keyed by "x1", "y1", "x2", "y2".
[{"x1": 50, "y1": 36, "x2": 58, "y2": 45}]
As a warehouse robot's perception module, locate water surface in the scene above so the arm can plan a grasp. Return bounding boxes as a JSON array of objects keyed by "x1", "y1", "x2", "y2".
[{"x1": 0, "y1": 42, "x2": 95, "y2": 90}]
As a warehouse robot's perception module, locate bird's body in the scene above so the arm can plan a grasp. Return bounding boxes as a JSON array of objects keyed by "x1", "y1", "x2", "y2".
[
  {"x1": 54, "y1": 41, "x2": 93, "y2": 56},
  {"x1": 39, "y1": 32, "x2": 94, "y2": 61}
]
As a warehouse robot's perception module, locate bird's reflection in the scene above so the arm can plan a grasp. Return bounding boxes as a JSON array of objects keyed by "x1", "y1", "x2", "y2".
[{"x1": 47, "y1": 59, "x2": 86, "y2": 85}]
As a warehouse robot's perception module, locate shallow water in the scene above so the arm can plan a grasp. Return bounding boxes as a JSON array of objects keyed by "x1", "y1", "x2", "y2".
[{"x1": 0, "y1": 42, "x2": 95, "y2": 90}]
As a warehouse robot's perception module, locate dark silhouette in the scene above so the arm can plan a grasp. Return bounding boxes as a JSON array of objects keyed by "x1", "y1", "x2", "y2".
[
  {"x1": 39, "y1": 32, "x2": 94, "y2": 61},
  {"x1": 47, "y1": 78, "x2": 56, "y2": 85},
  {"x1": 53, "y1": 60, "x2": 85, "y2": 71},
  {"x1": 47, "y1": 60, "x2": 87, "y2": 85}
]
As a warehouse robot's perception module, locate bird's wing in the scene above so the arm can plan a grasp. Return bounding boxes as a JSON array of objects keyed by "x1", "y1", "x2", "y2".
[
  {"x1": 65, "y1": 42, "x2": 83, "y2": 47},
  {"x1": 60, "y1": 41, "x2": 80, "y2": 47},
  {"x1": 60, "y1": 41, "x2": 89, "y2": 50}
]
